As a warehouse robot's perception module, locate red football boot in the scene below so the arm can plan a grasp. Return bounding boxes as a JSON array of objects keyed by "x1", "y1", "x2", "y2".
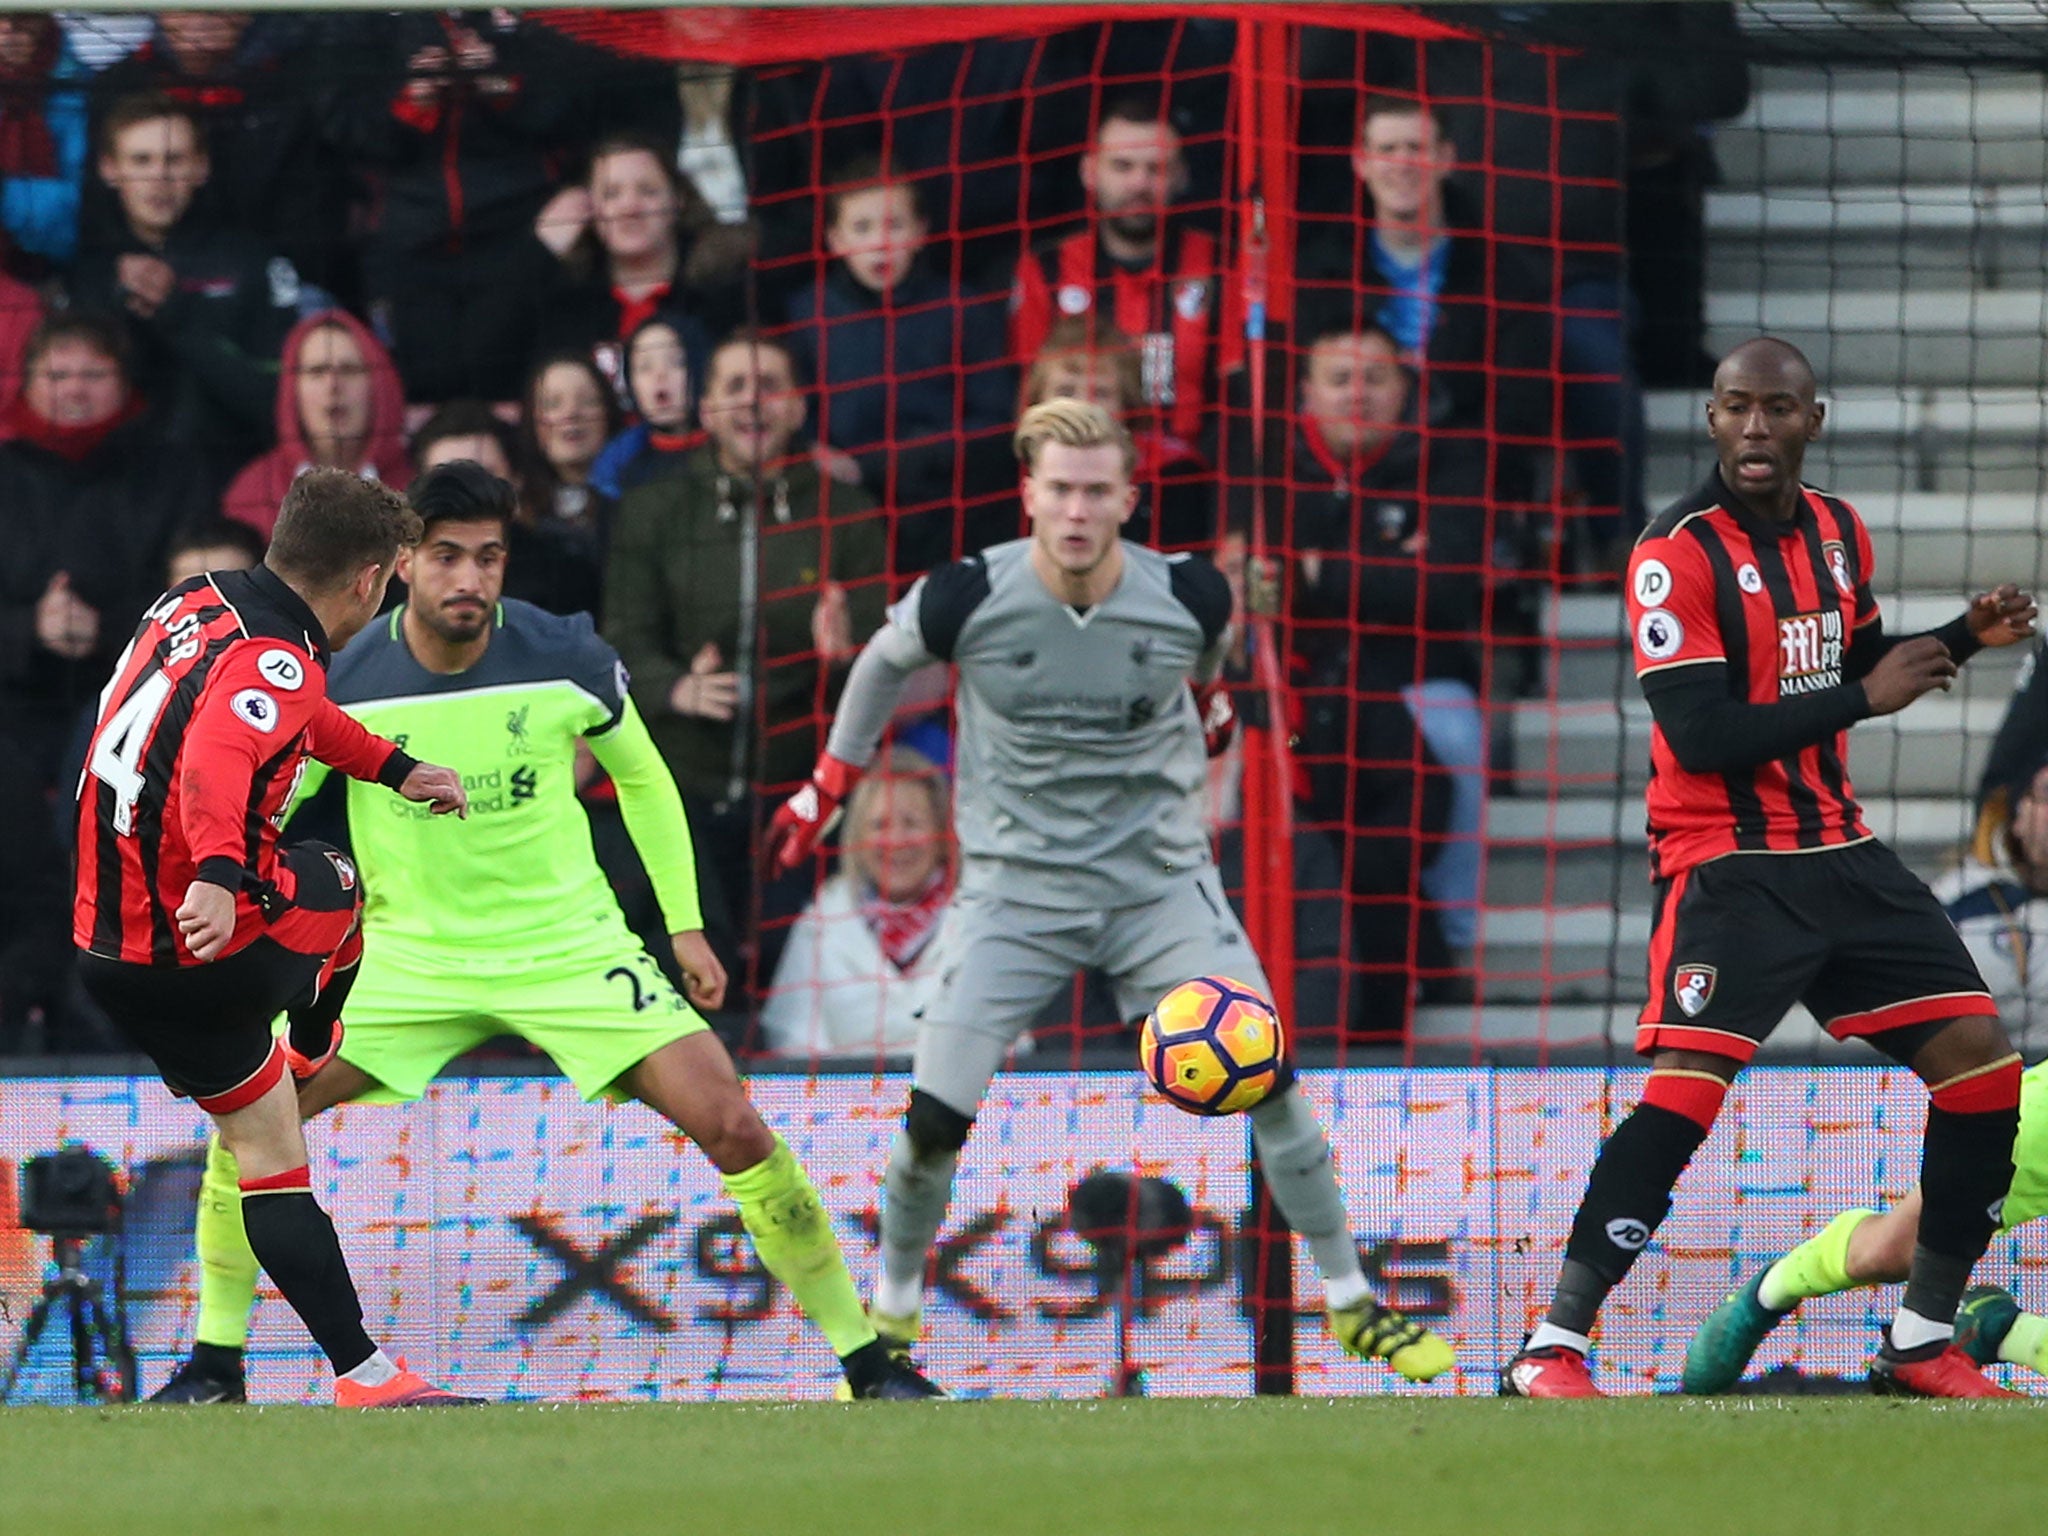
[
  {"x1": 1500, "y1": 1344, "x2": 1605, "y2": 1398},
  {"x1": 1869, "y1": 1341, "x2": 2026, "y2": 1399}
]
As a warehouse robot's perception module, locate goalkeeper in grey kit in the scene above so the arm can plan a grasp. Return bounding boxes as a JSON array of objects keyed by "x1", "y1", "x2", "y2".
[{"x1": 770, "y1": 399, "x2": 1454, "y2": 1381}]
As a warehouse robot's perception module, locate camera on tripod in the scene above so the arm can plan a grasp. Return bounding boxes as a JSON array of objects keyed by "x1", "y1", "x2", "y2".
[
  {"x1": 0, "y1": 1143, "x2": 136, "y2": 1404},
  {"x1": 21, "y1": 1146, "x2": 122, "y2": 1237}
]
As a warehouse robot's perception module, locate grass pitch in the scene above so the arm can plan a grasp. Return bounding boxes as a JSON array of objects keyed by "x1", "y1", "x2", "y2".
[{"x1": 0, "y1": 1397, "x2": 2034, "y2": 1536}]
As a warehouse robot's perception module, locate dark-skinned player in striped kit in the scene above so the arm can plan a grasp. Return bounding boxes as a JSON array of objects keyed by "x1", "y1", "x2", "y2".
[{"x1": 1503, "y1": 337, "x2": 2038, "y2": 1399}]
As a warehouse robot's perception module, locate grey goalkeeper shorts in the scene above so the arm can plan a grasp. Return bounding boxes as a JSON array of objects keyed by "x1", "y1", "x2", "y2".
[{"x1": 911, "y1": 868, "x2": 1273, "y2": 1117}]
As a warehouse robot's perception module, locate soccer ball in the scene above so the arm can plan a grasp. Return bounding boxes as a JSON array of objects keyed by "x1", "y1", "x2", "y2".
[{"x1": 1139, "y1": 976, "x2": 1286, "y2": 1116}]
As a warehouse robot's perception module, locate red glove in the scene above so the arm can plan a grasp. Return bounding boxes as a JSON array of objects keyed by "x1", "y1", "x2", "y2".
[
  {"x1": 1192, "y1": 681, "x2": 1237, "y2": 759},
  {"x1": 770, "y1": 752, "x2": 863, "y2": 870}
]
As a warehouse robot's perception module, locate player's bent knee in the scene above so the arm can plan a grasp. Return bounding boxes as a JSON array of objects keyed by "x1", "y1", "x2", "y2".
[
  {"x1": 1904, "y1": 1013, "x2": 2018, "y2": 1086},
  {"x1": 904, "y1": 1088, "x2": 974, "y2": 1158},
  {"x1": 698, "y1": 1092, "x2": 776, "y2": 1174}
]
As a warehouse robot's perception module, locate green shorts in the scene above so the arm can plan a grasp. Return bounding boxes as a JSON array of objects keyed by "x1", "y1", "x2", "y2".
[
  {"x1": 334, "y1": 934, "x2": 707, "y2": 1103},
  {"x1": 2001, "y1": 1061, "x2": 2048, "y2": 1231}
]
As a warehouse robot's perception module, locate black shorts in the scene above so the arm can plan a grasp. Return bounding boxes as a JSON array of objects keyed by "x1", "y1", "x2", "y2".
[
  {"x1": 78, "y1": 842, "x2": 362, "y2": 1113},
  {"x1": 1638, "y1": 839, "x2": 1996, "y2": 1065}
]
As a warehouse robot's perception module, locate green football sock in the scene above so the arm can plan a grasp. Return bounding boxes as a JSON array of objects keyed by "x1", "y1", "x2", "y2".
[
  {"x1": 723, "y1": 1137, "x2": 878, "y2": 1358},
  {"x1": 193, "y1": 1134, "x2": 261, "y2": 1351},
  {"x1": 1757, "y1": 1207, "x2": 1877, "y2": 1311},
  {"x1": 1999, "y1": 1312, "x2": 2048, "y2": 1373}
]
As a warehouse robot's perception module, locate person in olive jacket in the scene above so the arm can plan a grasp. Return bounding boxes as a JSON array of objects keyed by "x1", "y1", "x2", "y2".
[{"x1": 604, "y1": 328, "x2": 886, "y2": 995}]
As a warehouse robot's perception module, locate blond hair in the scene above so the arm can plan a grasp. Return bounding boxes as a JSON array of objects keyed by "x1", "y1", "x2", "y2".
[{"x1": 1012, "y1": 398, "x2": 1137, "y2": 477}]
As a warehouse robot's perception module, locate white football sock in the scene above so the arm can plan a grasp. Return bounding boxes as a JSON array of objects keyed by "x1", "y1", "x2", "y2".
[
  {"x1": 1888, "y1": 1305, "x2": 1952, "y2": 1351},
  {"x1": 340, "y1": 1348, "x2": 400, "y2": 1387}
]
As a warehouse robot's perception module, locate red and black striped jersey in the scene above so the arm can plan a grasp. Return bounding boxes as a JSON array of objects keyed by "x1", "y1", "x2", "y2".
[
  {"x1": 1010, "y1": 221, "x2": 1238, "y2": 443},
  {"x1": 1626, "y1": 472, "x2": 1880, "y2": 878},
  {"x1": 74, "y1": 565, "x2": 414, "y2": 967}
]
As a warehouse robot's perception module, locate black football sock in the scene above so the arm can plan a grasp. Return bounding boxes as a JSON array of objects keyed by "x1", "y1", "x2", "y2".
[
  {"x1": 840, "y1": 1339, "x2": 895, "y2": 1394},
  {"x1": 191, "y1": 1341, "x2": 244, "y2": 1378},
  {"x1": 239, "y1": 1172, "x2": 376, "y2": 1376},
  {"x1": 1898, "y1": 1093, "x2": 2020, "y2": 1333},
  {"x1": 1545, "y1": 1104, "x2": 1710, "y2": 1334}
]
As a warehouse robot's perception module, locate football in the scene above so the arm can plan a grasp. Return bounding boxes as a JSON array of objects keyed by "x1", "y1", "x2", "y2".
[{"x1": 1139, "y1": 976, "x2": 1287, "y2": 1116}]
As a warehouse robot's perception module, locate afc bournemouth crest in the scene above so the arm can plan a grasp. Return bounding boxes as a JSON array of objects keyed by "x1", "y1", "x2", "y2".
[
  {"x1": 1822, "y1": 540, "x2": 1854, "y2": 595},
  {"x1": 1673, "y1": 964, "x2": 1717, "y2": 1018}
]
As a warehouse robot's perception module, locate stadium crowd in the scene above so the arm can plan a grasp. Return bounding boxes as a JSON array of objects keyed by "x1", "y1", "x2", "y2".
[{"x1": 0, "y1": 7, "x2": 1792, "y2": 1062}]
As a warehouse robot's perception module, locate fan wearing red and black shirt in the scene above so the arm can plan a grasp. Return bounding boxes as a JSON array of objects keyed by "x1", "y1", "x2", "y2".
[
  {"x1": 1505, "y1": 338, "x2": 2039, "y2": 1401},
  {"x1": 1010, "y1": 93, "x2": 1233, "y2": 450},
  {"x1": 74, "y1": 467, "x2": 478, "y2": 1407}
]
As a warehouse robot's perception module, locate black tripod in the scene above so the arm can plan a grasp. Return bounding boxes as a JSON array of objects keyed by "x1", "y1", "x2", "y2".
[
  {"x1": 0, "y1": 1235, "x2": 137, "y2": 1404},
  {"x1": 1066, "y1": 1171, "x2": 1194, "y2": 1398}
]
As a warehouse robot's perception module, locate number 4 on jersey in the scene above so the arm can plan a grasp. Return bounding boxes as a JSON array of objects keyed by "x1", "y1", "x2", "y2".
[{"x1": 88, "y1": 671, "x2": 174, "y2": 835}]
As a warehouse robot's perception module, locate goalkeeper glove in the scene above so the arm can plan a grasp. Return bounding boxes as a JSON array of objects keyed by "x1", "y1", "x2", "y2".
[
  {"x1": 1192, "y1": 681, "x2": 1236, "y2": 759},
  {"x1": 770, "y1": 752, "x2": 862, "y2": 870}
]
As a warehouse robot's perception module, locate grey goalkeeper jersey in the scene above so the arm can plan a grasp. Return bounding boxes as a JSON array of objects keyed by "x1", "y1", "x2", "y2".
[{"x1": 827, "y1": 539, "x2": 1232, "y2": 908}]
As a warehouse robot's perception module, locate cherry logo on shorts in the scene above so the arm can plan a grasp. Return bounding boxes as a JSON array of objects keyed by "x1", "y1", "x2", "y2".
[{"x1": 1673, "y1": 964, "x2": 1718, "y2": 1018}]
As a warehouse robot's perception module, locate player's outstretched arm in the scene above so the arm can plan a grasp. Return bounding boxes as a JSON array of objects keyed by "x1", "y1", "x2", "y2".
[
  {"x1": 586, "y1": 698, "x2": 706, "y2": 941},
  {"x1": 771, "y1": 614, "x2": 936, "y2": 871}
]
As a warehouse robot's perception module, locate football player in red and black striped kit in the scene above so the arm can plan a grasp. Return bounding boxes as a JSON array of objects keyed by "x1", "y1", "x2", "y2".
[
  {"x1": 74, "y1": 467, "x2": 478, "y2": 1407},
  {"x1": 1505, "y1": 338, "x2": 2039, "y2": 1399}
]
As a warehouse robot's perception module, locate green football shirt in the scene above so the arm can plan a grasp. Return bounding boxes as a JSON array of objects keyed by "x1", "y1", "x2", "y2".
[{"x1": 298, "y1": 600, "x2": 699, "y2": 961}]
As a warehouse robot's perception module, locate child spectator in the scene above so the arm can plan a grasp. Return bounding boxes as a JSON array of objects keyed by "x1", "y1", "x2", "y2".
[
  {"x1": 1022, "y1": 315, "x2": 1214, "y2": 550},
  {"x1": 166, "y1": 516, "x2": 265, "y2": 586},
  {"x1": 85, "y1": 13, "x2": 353, "y2": 302},
  {"x1": 589, "y1": 312, "x2": 702, "y2": 499},
  {"x1": 760, "y1": 745, "x2": 955, "y2": 1060},
  {"x1": 0, "y1": 14, "x2": 87, "y2": 270},
  {"x1": 512, "y1": 348, "x2": 621, "y2": 619},
  {"x1": 411, "y1": 397, "x2": 519, "y2": 484},
  {"x1": 222, "y1": 310, "x2": 411, "y2": 538},
  {"x1": 70, "y1": 92, "x2": 305, "y2": 474},
  {"x1": 786, "y1": 156, "x2": 1014, "y2": 576},
  {"x1": 529, "y1": 132, "x2": 737, "y2": 399}
]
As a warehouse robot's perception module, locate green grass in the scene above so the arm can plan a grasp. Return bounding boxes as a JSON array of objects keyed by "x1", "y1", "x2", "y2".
[{"x1": 0, "y1": 1398, "x2": 2036, "y2": 1536}]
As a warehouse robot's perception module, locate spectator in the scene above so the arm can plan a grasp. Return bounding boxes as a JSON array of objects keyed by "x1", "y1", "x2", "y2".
[
  {"x1": 222, "y1": 310, "x2": 410, "y2": 539},
  {"x1": 604, "y1": 328, "x2": 887, "y2": 989},
  {"x1": 1294, "y1": 95, "x2": 1551, "y2": 507},
  {"x1": 326, "y1": 10, "x2": 588, "y2": 401},
  {"x1": 71, "y1": 92, "x2": 304, "y2": 474},
  {"x1": 1011, "y1": 93, "x2": 1232, "y2": 448},
  {"x1": 589, "y1": 312, "x2": 701, "y2": 500},
  {"x1": 512, "y1": 348, "x2": 621, "y2": 619},
  {"x1": 1276, "y1": 324, "x2": 1489, "y2": 1029},
  {"x1": 760, "y1": 744, "x2": 955, "y2": 1059},
  {"x1": 411, "y1": 396, "x2": 519, "y2": 484},
  {"x1": 1022, "y1": 315, "x2": 1213, "y2": 550},
  {"x1": 85, "y1": 12, "x2": 355, "y2": 302},
  {"x1": 1940, "y1": 755, "x2": 2048, "y2": 1040},
  {"x1": 0, "y1": 313, "x2": 211, "y2": 1049},
  {"x1": 165, "y1": 515, "x2": 264, "y2": 585},
  {"x1": 528, "y1": 132, "x2": 737, "y2": 399},
  {"x1": 0, "y1": 261, "x2": 44, "y2": 405},
  {"x1": 0, "y1": 14, "x2": 87, "y2": 270},
  {"x1": 787, "y1": 156, "x2": 1014, "y2": 577}
]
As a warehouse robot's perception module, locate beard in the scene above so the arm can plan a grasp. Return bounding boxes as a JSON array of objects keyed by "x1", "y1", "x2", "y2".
[
  {"x1": 1101, "y1": 207, "x2": 1159, "y2": 246},
  {"x1": 422, "y1": 601, "x2": 489, "y2": 643}
]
